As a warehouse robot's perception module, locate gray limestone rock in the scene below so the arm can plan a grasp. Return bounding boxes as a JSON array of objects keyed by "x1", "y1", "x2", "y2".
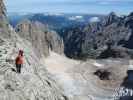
[{"x1": 15, "y1": 19, "x2": 64, "y2": 58}]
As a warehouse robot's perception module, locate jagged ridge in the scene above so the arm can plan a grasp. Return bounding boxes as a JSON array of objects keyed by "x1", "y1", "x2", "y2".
[{"x1": 60, "y1": 12, "x2": 133, "y2": 59}]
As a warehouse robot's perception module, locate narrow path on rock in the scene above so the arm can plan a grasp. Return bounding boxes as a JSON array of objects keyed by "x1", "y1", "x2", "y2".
[{"x1": 0, "y1": 38, "x2": 67, "y2": 100}]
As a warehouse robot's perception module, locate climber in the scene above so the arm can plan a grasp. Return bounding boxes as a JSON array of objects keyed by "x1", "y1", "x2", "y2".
[{"x1": 15, "y1": 50, "x2": 24, "y2": 73}]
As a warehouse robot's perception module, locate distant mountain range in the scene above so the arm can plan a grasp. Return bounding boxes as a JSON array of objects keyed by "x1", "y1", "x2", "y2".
[
  {"x1": 8, "y1": 12, "x2": 133, "y2": 60},
  {"x1": 8, "y1": 12, "x2": 105, "y2": 30},
  {"x1": 59, "y1": 12, "x2": 133, "y2": 59}
]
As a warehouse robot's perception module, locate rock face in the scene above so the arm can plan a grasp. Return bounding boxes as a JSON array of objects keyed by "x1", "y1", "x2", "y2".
[
  {"x1": 0, "y1": 0, "x2": 11, "y2": 38},
  {"x1": 0, "y1": 36, "x2": 67, "y2": 100},
  {"x1": 61, "y1": 12, "x2": 133, "y2": 59},
  {"x1": 123, "y1": 12, "x2": 133, "y2": 49},
  {"x1": 15, "y1": 19, "x2": 64, "y2": 58},
  {"x1": 0, "y1": 1, "x2": 67, "y2": 100},
  {"x1": 0, "y1": 0, "x2": 6, "y2": 17}
]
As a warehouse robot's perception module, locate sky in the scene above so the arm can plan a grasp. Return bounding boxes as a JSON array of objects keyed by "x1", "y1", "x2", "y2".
[{"x1": 5, "y1": 0, "x2": 133, "y2": 15}]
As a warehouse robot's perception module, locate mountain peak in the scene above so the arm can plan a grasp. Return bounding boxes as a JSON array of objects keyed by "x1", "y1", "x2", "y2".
[
  {"x1": 102, "y1": 12, "x2": 119, "y2": 26},
  {"x1": 109, "y1": 12, "x2": 116, "y2": 16}
]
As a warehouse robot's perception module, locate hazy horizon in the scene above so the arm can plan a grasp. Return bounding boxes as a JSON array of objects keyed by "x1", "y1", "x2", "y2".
[{"x1": 5, "y1": 0, "x2": 133, "y2": 15}]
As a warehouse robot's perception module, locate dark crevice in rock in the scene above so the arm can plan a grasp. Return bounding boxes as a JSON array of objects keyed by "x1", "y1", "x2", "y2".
[
  {"x1": 98, "y1": 48, "x2": 119, "y2": 59},
  {"x1": 5, "y1": 84, "x2": 15, "y2": 91},
  {"x1": 62, "y1": 95, "x2": 69, "y2": 100},
  {"x1": 0, "y1": 39, "x2": 5, "y2": 46},
  {"x1": 46, "y1": 80, "x2": 52, "y2": 87},
  {"x1": 94, "y1": 69, "x2": 111, "y2": 80}
]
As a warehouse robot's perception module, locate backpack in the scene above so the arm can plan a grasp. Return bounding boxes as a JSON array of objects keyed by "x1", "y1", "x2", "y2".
[{"x1": 15, "y1": 56, "x2": 20, "y2": 64}]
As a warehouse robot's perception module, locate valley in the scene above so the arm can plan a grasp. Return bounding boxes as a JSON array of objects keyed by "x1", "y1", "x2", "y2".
[{"x1": 0, "y1": 0, "x2": 133, "y2": 99}]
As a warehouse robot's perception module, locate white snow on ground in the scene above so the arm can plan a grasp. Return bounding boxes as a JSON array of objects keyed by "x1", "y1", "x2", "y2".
[{"x1": 93, "y1": 61, "x2": 104, "y2": 68}]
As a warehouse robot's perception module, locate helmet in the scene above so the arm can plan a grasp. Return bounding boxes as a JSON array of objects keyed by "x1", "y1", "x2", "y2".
[{"x1": 19, "y1": 50, "x2": 24, "y2": 54}]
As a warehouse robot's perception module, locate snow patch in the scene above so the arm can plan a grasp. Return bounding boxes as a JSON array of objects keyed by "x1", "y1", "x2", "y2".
[
  {"x1": 69, "y1": 16, "x2": 83, "y2": 20},
  {"x1": 93, "y1": 62, "x2": 104, "y2": 68},
  {"x1": 89, "y1": 17, "x2": 100, "y2": 22}
]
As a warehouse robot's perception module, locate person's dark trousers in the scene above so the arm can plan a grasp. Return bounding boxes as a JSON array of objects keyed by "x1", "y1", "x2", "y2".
[{"x1": 16, "y1": 64, "x2": 21, "y2": 73}]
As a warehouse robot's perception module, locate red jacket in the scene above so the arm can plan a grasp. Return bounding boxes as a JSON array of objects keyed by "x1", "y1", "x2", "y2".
[{"x1": 15, "y1": 55, "x2": 24, "y2": 64}]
